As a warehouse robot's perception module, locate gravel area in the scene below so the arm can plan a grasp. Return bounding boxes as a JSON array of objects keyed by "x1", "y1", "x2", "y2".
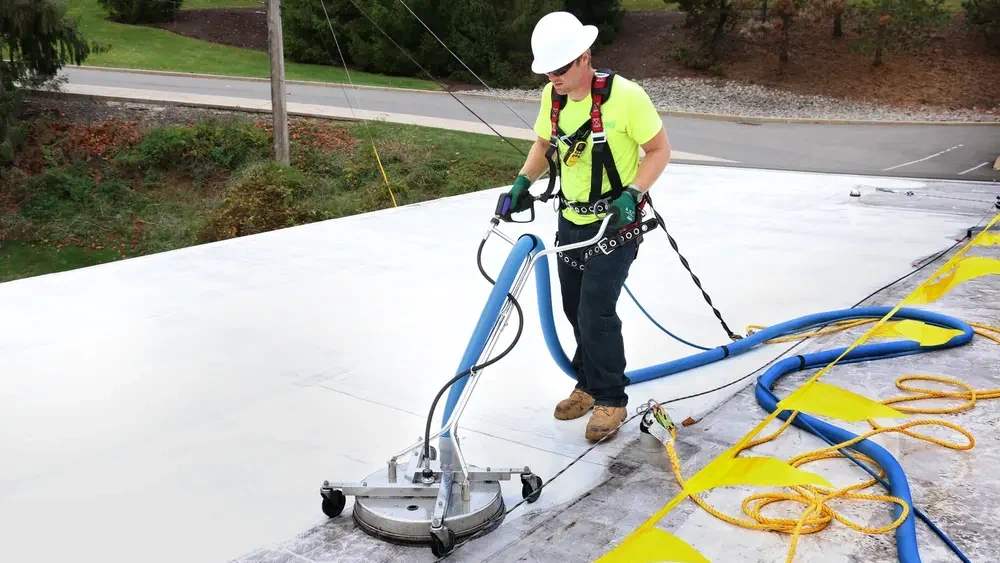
[
  {"x1": 21, "y1": 95, "x2": 263, "y2": 127},
  {"x1": 456, "y1": 77, "x2": 1000, "y2": 123}
]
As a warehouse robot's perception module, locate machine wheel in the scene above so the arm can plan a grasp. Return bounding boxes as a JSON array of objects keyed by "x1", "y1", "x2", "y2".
[
  {"x1": 430, "y1": 526, "x2": 456, "y2": 557},
  {"x1": 321, "y1": 489, "x2": 346, "y2": 518},
  {"x1": 521, "y1": 473, "x2": 543, "y2": 503}
]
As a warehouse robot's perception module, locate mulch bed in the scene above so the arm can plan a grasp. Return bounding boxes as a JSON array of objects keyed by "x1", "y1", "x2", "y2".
[
  {"x1": 147, "y1": 8, "x2": 269, "y2": 51},
  {"x1": 151, "y1": 7, "x2": 999, "y2": 112},
  {"x1": 594, "y1": 11, "x2": 702, "y2": 79},
  {"x1": 595, "y1": 10, "x2": 1000, "y2": 112}
]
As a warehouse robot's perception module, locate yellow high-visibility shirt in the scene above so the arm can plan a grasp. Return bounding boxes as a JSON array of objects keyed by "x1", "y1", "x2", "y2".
[{"x1": 533, "y1": 75, "x2": 663, "y2": 225}]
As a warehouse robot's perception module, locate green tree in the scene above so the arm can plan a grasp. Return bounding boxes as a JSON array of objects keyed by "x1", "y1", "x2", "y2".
[
  {"x1": 564, "y1": 0, "x2": 624, "y2": 44},
  {"x1": 674, "y1": 0, "x2": 746, "y2": 66},
  {"x1": 765, "y1": 0, "x2": 829, "y2": 66},
  {"x1": 0, "y1": 0, "x2": 101, "y2": 163},
  {"x1": 963, "y1": 0, "x2": 1000, "y2": 51},
  {"x1": 283, "y1": 0, "x2": 424, "y2": 74},
  {"x1": 282, "y1": 0, "x2": 562, "y2": 87},
  {"x1": 848, "y1": 0, "x2": 949, "y2": 65},
  {"x1": 98, "y1": 0, "x2": 184, "y2": 24}
]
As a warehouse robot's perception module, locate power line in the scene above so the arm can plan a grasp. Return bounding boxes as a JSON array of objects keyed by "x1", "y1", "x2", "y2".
[{"x1": 341, "y1": 0, "x2": 528, "y2": 157}]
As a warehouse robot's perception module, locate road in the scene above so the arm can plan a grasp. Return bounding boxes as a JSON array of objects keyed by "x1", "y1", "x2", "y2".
[{"x1": 57, "y1": 67, "x2": 1000, "y2": 183}]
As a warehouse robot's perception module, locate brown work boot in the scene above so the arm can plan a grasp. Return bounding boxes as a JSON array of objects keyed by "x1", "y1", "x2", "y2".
[
  {"x1": 585, "y1": 406, "x2": 628, "y2": 441},
  {"x1": 554, "y1": 388, "x2": 594, "y2": 420}
]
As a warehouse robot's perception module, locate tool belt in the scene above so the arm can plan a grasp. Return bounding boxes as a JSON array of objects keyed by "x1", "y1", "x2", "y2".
[
  {"x1": 558, "y1": 195, "x2": 613, "y2": 216},
  {"x1": 556, "y1": 197, "x2": 658, "y2": 271}
]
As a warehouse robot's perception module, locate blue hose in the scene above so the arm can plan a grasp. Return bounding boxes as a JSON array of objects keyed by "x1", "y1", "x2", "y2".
[
  {"x1": 443, "y1": 234, "x2": 975, "y2": 562},
  {"x1": 442, "y1": 234, "x2": 539, "y2": 435},
  {"x1": 623, "y1": 283, "x2": 712, "y2": 351}
]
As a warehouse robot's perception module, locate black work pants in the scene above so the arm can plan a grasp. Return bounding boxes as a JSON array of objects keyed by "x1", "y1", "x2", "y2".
[{"x1": 556, "y1": 214, "x2": 638, "y2": 408}]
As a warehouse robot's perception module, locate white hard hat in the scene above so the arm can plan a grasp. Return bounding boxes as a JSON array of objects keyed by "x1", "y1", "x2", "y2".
[{"x1": 530, "y1": 12, "x2": 598, "y2": 75}]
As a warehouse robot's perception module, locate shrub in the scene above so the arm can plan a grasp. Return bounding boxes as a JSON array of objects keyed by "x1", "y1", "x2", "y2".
[
  {"x1": 15, "y1": 164, "x2": 145, "y2": 243},
  {"x1": 675, "y1": 0, "x2": 746, "y2": 64},
  {"x1": 283, "y1": 0, "x2": 566, "y2": 87},
  {"x1": 200, "y1": 161, "x2": 313, "y2": 241},
  {"x1": 122, "y1": 118, "x2": 270, "y2": 179},
  {"x1": 963, "y1": 0, "x2": 1000, "y2": 51},
  {"x1": 848, "y1": 0, "x2": 949, "y2": 65},
  {"x1": 564, "y1": 0, "x2": 624, "y2": 44},
  {"x1": 435, "y1": 0, "x2": 564, "y2": 86},
  {"x1": 98, "y1": 0, "x2": 184, "y2": 24}
]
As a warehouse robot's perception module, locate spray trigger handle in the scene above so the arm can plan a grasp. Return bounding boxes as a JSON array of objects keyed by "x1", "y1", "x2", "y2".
[{"x1": 495, "y1": 192, "x2": 536, "y2": 223}]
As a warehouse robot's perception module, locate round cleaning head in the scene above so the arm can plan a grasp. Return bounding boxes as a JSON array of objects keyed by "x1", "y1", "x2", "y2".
[{"x1": 351, "y1": 465, "x2": 507, "y2": 549}]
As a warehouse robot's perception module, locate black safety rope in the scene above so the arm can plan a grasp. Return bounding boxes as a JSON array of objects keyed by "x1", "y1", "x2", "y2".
[{"x1": 648, "y1": 201, "x2": 742, "y2": 341}]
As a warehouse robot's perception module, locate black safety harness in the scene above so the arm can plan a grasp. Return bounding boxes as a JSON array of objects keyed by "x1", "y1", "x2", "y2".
[
  {"x1": 536, "y1": 69, "x2": 659, "y2": 271},
  {"x1": 492, "y1": 69, "x2": 743, "y2": 342}
]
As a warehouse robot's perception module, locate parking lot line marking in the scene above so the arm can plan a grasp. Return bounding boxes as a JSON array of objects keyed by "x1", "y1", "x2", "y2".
[{"x1": 882, "y1": 144, "x2": 963, "y2": 171}]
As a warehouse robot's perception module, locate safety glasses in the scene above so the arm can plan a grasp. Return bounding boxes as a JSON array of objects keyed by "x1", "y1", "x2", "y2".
[{"x1": 549, "y1": 57, "x2": 578, "y2": 77}]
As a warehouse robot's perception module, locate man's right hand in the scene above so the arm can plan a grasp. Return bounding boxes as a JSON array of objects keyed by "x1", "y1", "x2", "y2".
[{"x1": 508, "y1": 174, "x2": 533, "y2": 213}]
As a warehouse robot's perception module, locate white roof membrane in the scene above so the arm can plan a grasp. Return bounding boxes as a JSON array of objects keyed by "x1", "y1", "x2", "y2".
[{"x1": 0, "y1": 163, "x2": 993, "y2": 563}]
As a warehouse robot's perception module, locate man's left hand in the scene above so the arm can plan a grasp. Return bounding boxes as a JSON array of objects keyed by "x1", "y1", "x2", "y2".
[{"x1": 610, "y1": 190, "x2": 638, "y2": 228}]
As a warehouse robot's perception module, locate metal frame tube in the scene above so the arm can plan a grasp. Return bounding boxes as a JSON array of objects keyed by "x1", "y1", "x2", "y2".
[{"x1": 443, "y1": 256, "x2": 533, "y2": 431}]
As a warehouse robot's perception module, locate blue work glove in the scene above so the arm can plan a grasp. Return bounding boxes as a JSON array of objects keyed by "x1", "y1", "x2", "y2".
[
  {"x1": 508, "y1": 174, "x2": 533, "y2": 213},
  {"x1": 610, "y1": 188, "x2": 639, "y2": 228}
]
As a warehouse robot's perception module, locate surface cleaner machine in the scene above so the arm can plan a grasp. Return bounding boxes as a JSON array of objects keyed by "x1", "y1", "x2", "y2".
[
  {"x1": 312, "y1": 184, "x2": 989, "y2": 559},
  {"x1": 317, "y1": 194, "x2": 643, "y2": 557}
]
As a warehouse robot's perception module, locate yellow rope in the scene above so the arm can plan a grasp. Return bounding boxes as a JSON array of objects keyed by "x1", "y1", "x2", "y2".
[
  {"x1": 371, "y1": 144, "x2": 398, "y2": 207},
  {"x1": 658, "y1": 318, "x2": 1000, "y2": 563},
  {"x1": 746, "y1": 319, "x2": 875, "y2": 344},
  {"x1": 970, "y1": 322, "x2": 1000, "y2": 344}
]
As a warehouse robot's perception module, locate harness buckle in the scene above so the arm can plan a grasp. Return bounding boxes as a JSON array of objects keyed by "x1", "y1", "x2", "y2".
[
  {"x1": 592, "y1": 132, "x2": 607, "y2": 144},
  {"x1": 596, "y1": 238, "x2": 612, "y2": 255}
]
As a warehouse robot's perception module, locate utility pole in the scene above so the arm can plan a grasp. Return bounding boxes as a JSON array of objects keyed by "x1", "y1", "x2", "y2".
[{"x1": 267, "y1": 0, "x2": 290, "y2": 165}]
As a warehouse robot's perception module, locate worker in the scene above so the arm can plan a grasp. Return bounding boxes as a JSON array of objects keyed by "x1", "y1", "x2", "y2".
[{"x1": 503, "y1": 11, "x2": 671, "y2": 441}]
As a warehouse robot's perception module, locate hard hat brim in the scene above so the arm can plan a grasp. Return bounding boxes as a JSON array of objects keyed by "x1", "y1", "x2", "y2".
[{"x1": 531, "y1": 25, "x2": 599, "y2": 75}]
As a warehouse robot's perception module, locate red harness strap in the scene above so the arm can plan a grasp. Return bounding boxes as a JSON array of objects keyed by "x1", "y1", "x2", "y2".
[
  {"x1": 590, "y1": 74, "x2": 607, "y2": 137},
  {"x1": 540, "y1": 70, "x2": 623, "y2": 207}
]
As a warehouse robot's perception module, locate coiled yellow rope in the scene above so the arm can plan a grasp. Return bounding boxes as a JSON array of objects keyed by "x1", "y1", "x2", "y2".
[{"x1": 658, "y1": 319, "x2": 1000, "y2": 563}]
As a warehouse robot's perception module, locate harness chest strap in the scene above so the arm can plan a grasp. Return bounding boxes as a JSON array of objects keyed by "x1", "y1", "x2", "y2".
[{"x1": 541, "y1": 70, "x2": 625, "y2": 209}]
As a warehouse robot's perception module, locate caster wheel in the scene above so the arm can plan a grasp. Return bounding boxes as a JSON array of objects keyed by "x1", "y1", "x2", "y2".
[
  {"x1": 321, "y1": 489, "x2": 346, "y2": 518},
  {"x1": 521, "y1": 473, "x2": 543, "y2": 503},
  {"x1": 430, "y1": 526, "x2": 456, "y2": 557}
]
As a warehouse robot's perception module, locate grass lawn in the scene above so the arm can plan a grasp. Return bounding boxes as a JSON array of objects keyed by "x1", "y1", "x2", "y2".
[
  {"x1": 65, "y1": 0, "x2": 439, "y2": 89},
  {"x1": 1, "y1": 104, "x2": 531, "y2": 283},
  {"x1": 0, "y1": 242, "x2": 122, "y2": 283},
  {"x1": 621, "y1": 0, "x2": 678, "y2": 10}
]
